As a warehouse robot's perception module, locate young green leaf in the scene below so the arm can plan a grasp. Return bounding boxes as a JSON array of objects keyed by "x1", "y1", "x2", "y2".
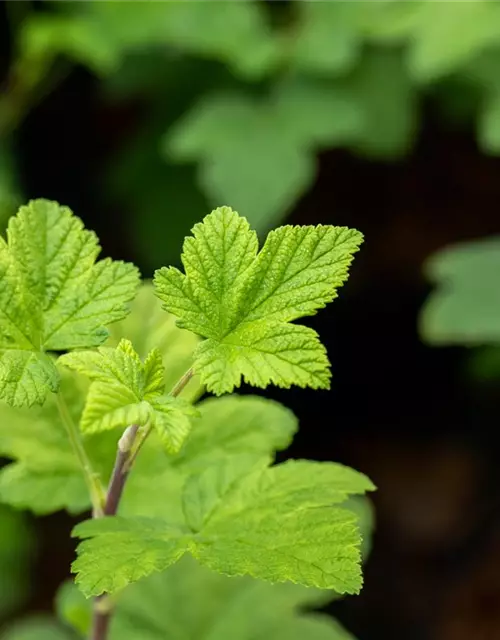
[
  {"x1": 106, "y1": 281, "x2": 203, "y2": 401},
  {"x1": 60, "y1": 339, "x2": 197, "y2": 452},
  {"x1": 72, "y1": 460, "x2": 374, "y2": 596},
  {"x1": 154, "y1": 207, "x2": 362, "y2": 395},
  {"x1": 0, "y1": 199, "x2": 140, "y2": 407}
]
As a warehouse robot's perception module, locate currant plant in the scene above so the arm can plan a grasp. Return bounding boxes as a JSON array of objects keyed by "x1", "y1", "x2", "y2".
[{"x1": 0, "y1": 199, "x2": 374, "y2": 640}]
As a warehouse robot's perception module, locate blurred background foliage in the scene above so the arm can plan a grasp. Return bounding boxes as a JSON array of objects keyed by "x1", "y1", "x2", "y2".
[
  {"x1": 2, "y1": 1, "x2": 500, "y2": 640},
  {"x1": 2, "y1": 0, "x2": 500, "y2": 266}
]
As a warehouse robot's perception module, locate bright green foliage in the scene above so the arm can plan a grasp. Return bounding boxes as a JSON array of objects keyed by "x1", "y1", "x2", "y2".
[
  {"x1": 72, "y1": 459, "x2": 374, "y2": 596},
  {"x1": 116, "y1": 394, "x2": 298, "y2": 523},
  {"x1": 0, "y1": 199, "x2": 139, "y2": 407},
  {"x1": 59, "y1": 339, "x2": 197, "y2": 452},
  {"x1": 106, "y1": 282, "x2": 203, "y2": 401},
  {"x1": 154, "y1": 207, "x2": 362, "y2": 395},
  {"x1": 166, "y1": 83, "x2": 363, "y2": 229},
  {"x1": 420, "y1": 237, "x2": 500, "y2": 344}
]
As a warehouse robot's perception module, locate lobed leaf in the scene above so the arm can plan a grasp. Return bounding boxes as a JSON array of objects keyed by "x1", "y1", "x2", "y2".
[
  {"x1": 154, "y1": 207, "x2": 362, "y2": 395},
  {"x1": 73, "y1": 460, "x2": 375, "y2": 596},
  {"x1": 0, "y1": 199, "x2": 139, "y2": 406}
]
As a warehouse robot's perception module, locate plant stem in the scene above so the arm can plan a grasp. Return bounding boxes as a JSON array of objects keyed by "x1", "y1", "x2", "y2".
[
  {"x1": 89, "y1": 367, "x2": 195, "y2": 640},
  {"x1": 55, "y1": 392, "x2": 105, "y2": 517}
]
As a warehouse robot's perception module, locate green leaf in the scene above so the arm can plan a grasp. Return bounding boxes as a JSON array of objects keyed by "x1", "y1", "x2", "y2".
[
  {"x1": 56, "y1": 580, "x2": 93, "y2": 636},
  {"x1": 106, "y1": 555, "x2": 354, "y2": 640},
  {"x1": 182, "y1": 454, "x2": 269, "y2": 532},
  {"x1": 408, "y1": 1, "x2": 500, "y2": 82},
  {"x1": 73, "y1": 460, "x2": 374, "y2": 596},
  {"x1": 0, "y1": 351, "x2": 59, "y2": 407},
  {"x1": 20, "y1": 13, "x2": 120, "y2": 76},
  {"x1": 345, "y1": 49, "x2": 417, "y2": 159},
  {"x1": 73, "y1": 517, "x2": 189, "y2": 596},
  {"x1": 60, "y1": 339, "x2": 197, "y2": 452},
  {"x1": 80, "y1": 0, "x2": 280, "y2": 80},
  {"x1": 154, "y1": 207, "x2": 362, "y2": 395},
  {"x1": 290, "y1": 2, "x2": 361, "y2": 75},
  {"x1": 106, "y1": 282, "x2": 203, "y2": 401},
  {"x1": 0, "y1": 199, "x2": 139, "y2": 406},
  {"x1": 420, "y1": 237, "x2": 500, "y2": 345},
  {"x1": 120, "y1": 394, "x2": 298, "y2": 523},
  {"x1": 166, "y1": 84, "x2": 363, "y2": 230}
]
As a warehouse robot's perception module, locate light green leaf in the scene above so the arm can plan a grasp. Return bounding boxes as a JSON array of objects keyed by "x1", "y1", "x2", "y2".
[
  {"x1": 106, "y1": 282, "x2": 203, "y2": 401},
  {"x1": 73, "y1": 460, "x2": 374, "y2": 596},
  {"x1": 72, "y1": 517, "x2": 189, "y2": 596},
  {"x1": 154, "y1": 207, "x2": 362, "y2": 395},
  {"x1": 120, "y1": 394, "x2": 298, "y2": 522},
  {"x1": 182, "y1": 454, "x2": 269, "y2": 532},
  {"x1": 0, "y1": 199, "x2": 139, "y2": 406},
  {"x1": 150, "y1": 396, "x2": 199, "y2": 453},
  {"x1": 60, "y1": 339, "x2": 196, "y2": 452},
  {"x1": 0, "y1": 351, "x2": 59, "y2": 407},
  {"x1": 165, "y1": 83, "x2": 363, "y2": 230},
  {"x1": 105, "y1": 555, "x2": 354, "y2": 640},
  {"x1": 420, "y1": 237, "x2": 500, "y2": 344}
]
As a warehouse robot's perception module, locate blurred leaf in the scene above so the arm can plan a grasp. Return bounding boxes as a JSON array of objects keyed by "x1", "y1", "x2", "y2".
[
  {"x1": 346, "y1": 49, "x2": 417, "y2": 158},
  {"x1": 408, "y1": 1, "x2": 500, "y2": 82},
  {"x1": 69, "y1": 0, "x2": 280, "y2": 80},
  {"x1": 0, "y1": 148, "x2": 22, "y2": 228},
  {"x1": 56, "y1": 580, "x2": 91, "y2": 636},
  {"x1": 0, "y1": 617, "x2": 72, "y2": 640},
  {"x1": 108, "y1": 555, "x2": 354, "y2": 640},
  {"x1": 19, "y1": 14, "x2": 119, "y2": 76},
  {"x1": 420, "y1": 237, "x2": 500, "y2": 345},
  {"x1": 166, "y1": 81, "x2": 363, "y2": 229},
  {"x1": 478, "y1": 92, "x2": 500, "y2": 154},
  {"x1": 0, "y1": 505, "x2": 32, "y2": 620},
  {"x1": 290, "y1": 2, "x2": 361, "y2": 75}
]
